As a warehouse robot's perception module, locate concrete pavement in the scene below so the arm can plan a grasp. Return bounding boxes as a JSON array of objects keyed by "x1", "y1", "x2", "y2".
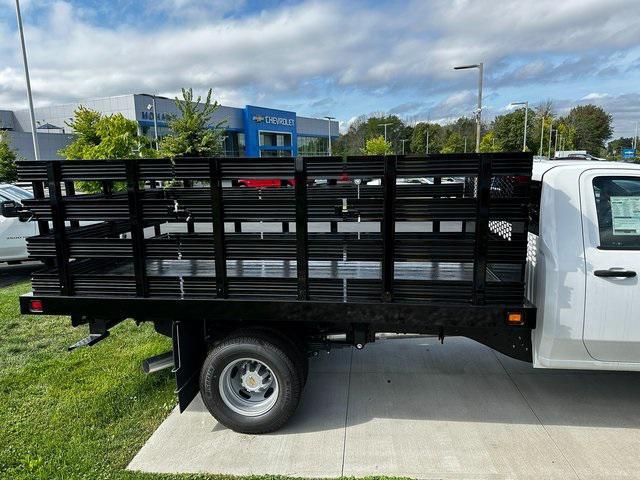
[{"x1": 128, "y1": 337, "x2": 640, "y2": 479}]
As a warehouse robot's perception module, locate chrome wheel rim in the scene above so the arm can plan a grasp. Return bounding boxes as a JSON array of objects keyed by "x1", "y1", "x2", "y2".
[{"x1": 219, "y1": 357, "x2": 279, "y2": 417}]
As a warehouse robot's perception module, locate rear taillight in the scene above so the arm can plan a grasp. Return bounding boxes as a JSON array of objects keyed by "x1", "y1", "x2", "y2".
[{"x1": 29, "y1": 299, "x2": 43, "y2": 313}]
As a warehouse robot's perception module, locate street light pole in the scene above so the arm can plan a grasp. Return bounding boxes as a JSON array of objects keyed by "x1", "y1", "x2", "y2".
[
  {"x1": 510, "y1": 101, "x2": 529, "y2": 152},
  {"x1": 379, "y1": 122, "x2": 392, "y2": 142},
  {"x1": 554, "y1": 129, "x2": 559, "y2": 157},
  {"x1": 324, "y1": 116, "x2": 335, "y2": 155},
  {"x1": 145, "y1": 95, "x2": 160, "y2": 151},
  {"x1": 151, "y1": 95, "x2": 159, "y2": 150},
  {"x1": 539, "y1": 115, "x2": 545, "y2": 156},
  {"x1": 14, "y1": 0, "x2": 40, "y2": 160},
  {"x1": 400, "y1": 139, "x2": 408, "y2": 155},
  {"x1": 426, "y1": 128, "x2": 430, "y2": 155},
  {"x1": 548, "y1": 122, "x2": 553, "y2": 158},
  {"x1": 454, "y1": 62, "x2": 483, "y2": 152}
]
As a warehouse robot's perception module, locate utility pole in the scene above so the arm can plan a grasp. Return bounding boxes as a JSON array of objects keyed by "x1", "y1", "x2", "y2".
[
  {"x1": 15, "y1": 0, "x2": 40, "y2": 160},
  {"x1": 324, "y1": 116, "x2": 335, "y2": 155},
  {"x1": 464, "y1": 136, "x2": 467, "y2": 153},
  {"x1": 634, "y1": 121, "x2": 638, "y2": 151},
  {"x1": 554, "y1": 129, "x2": 559, "y2": 157},
  {"x1": 454, "y1": 62, "x2": 483, "y2": 152},
  {"x1": 510, "y1": 101, "x2": 529, "y2": 152},
  {"x1": 548, "y1": 122, "x2": 553, "y2": 158}
]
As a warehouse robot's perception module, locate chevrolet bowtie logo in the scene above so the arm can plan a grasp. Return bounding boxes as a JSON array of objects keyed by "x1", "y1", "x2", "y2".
[{"x1": 252, "y1": 115, "x2": 265, "y2": 122}]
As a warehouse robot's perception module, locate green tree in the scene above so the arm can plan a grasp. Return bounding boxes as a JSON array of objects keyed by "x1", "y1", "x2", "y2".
[
  {"x1": 0, "y1": 132, "x2": 18, "y2": 183},
  {"x1": 562, "y1": 104, "x2": 612, "y2": 155},
  {"x1": 441, "y1": 132, "x2": 465, "y2": 153},
  {"x1": 446, "y1": 117, "x2": 479, "y2": 145},
  {"x1": 362, "y1": 135, "x2": 392, "y2": 155},
  {"x1": 554, "y1": 121, "x2": 577, "y2": 154},
  {"x1": 59, "y1": 107, "x2": 154, "y2": 193},
  {"x1": 492, "y1": 107, "x2": 536, "y2": 152},
  {"x1": 160, "y1": 88, "x2": 225, "y2": 158},
  {"x1": 334, "y1": 114, "x2": 409, "y2": 156},
  {"x1": 607, "y1": 137, "x2": 634, "y2": 160},
  {"x1": 479, "y1": 131, "x2": 501, "y2": 152},
  {"x1": 411, "y1": 122, "x2": 446, "y2": 154}
]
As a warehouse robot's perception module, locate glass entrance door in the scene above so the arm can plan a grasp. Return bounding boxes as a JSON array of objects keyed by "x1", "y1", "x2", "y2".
[{"x1": 259, "y1": 131, "x2": 292, "y2": 157}]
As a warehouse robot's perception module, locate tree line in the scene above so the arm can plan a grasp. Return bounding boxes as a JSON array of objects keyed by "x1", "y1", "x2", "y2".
[
  {"x1": 0, "y1": 94, "x2": 632, "y2": 185},
  {"x1": 334, "y1": 103, "x2": 622, "y2": 160}
]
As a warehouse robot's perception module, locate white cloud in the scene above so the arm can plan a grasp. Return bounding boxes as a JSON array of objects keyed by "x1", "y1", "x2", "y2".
[
  {"x1": 582, "y1": 92, "x2": 609, "y2": 100},
  {"x1": 0, "y1": 0, "x2": 639, "y2": 134}
]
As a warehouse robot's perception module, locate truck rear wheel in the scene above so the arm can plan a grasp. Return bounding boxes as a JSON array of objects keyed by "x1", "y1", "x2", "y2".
[
  {"x1": 199, "y1": 333, "x2": 303, "y2": 434},
  {"x1": 231, "y1": 326, "x2": 309, "y2": 386}
]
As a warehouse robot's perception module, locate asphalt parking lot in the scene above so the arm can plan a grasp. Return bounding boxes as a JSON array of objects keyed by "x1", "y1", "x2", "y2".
[
  {"x1": 129, "y1": 337, "x2": 640, "y2": 479},
  {"x1": 0, "y1": 261, "x2": 41, "y2": 288}
]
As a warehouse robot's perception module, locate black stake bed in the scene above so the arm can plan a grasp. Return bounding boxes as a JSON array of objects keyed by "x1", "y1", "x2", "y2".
[{"x1": 18, "y1": 153, "x2": 535, "y2": 362}]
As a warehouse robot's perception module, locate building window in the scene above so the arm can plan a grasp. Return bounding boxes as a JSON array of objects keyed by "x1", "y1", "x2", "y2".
[
  {"x1": 298, "y1": 136, "x2": 329, "y2": 156},
  {"x1": 259, "y1": 132, "x2": 291, "y2": 147},
  {"x1": 140, "y1": 124, "x2": 171, "y2": 139},
  {"x1": 223, "y1": 131, "x2": 246, "y2": 157},
  {"x1": 260, "y1": 150, "x2": 292, "y2": 158}
]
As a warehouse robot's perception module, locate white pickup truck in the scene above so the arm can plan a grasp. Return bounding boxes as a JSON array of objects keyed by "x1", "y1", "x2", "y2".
[
  {"x1": 0, "y1": 184, "x2": 37, "y2": 263},
  {"x1": 528, "y1": 159, "x2": 640, "y2": 371}
]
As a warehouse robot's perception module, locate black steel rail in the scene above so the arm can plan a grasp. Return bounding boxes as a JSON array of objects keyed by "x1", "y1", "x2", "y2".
[{"x1": 18, "y1": 153, "x2": 532, "y2": 311}]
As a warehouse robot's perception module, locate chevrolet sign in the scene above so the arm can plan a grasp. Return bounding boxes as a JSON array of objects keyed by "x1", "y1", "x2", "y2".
[{"x1": 253, "y1": 114, "x2": 294, "y2": 127}]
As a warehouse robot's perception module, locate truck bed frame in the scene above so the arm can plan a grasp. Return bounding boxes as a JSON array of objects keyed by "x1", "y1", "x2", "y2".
[{"x1": 18, "y1": 153, "x2": 535, "y2": 411}]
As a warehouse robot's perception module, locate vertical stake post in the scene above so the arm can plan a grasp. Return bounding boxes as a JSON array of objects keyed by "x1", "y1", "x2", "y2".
[
  {"x1": 209, "y1": 158, "x2": 228, "y2": 298},
  {"x1": 126, "y1": 161, "x2": 148, "y2": 297},
  {"x1": 472, "y1": 154, "x2": 491, "y2": 305},
  {"x1": 47, "y1": 162, "x2": 72, "y2": 295},
  {"x1": 382, "y1": 155, "x2": 396, "y2": 301},
  {"x1": 294, "y1": 156, "x2": 309, "y2": 300}
]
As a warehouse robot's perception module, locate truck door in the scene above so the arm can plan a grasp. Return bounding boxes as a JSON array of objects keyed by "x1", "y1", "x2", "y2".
[
  {"x1": 580, "y1": 170, "x2": 640, "y2": 363},
  {"x1": 0, "y1": 192, "x2": 33, "y2": 262}
]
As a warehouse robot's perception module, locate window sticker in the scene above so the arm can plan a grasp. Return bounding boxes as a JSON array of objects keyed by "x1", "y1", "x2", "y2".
[{"x1": 610, "y1": 196, "x2": 640, "y2": 235}]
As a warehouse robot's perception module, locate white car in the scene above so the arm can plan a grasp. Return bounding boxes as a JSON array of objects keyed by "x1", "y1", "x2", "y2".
[{"x1": 0, "y1": 184, "x2": 37, "y2": 263}]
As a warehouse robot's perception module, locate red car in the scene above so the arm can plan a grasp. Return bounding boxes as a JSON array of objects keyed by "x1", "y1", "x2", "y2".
[{"x1": 237, "y1": 179, "x2": 294, "y2": 188}]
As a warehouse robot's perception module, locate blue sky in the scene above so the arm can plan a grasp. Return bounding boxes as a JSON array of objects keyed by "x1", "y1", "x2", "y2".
[{"x1": 1, "y1": 0, "x2": 639, "y2": 137}]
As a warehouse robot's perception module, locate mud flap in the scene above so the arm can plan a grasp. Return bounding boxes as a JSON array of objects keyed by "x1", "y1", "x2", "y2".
[{"x1": 172, "y1": 319, "x2": 206, "y2": 412}]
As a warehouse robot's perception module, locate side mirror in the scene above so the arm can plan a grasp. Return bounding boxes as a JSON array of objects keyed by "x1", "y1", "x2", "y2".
[{"x1": 0, "y1": 200, "x2": 19, "y2": 218}]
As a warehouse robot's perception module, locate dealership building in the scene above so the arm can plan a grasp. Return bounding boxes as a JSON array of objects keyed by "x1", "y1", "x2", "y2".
[{"x1": 1, "y1": 93, "x2": 339, "y2": 161}]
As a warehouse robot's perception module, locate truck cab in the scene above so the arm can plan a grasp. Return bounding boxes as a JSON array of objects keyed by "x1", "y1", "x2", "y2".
[
  {"x1": 529, "y1": 159, "x2": 640, "y2": 370},
  {"x1": 0, "y1": 184, "x2": 36, "y2": 263}
]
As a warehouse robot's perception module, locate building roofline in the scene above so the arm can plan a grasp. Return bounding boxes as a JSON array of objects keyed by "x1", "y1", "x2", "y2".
[{"x1": 12, "y1": 93, "x2": 136, "y2": 114}]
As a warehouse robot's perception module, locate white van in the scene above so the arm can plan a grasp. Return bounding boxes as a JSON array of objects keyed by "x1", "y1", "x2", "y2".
[{"x1": 0, "y1": 184, "x2": 37, "y2": 263}]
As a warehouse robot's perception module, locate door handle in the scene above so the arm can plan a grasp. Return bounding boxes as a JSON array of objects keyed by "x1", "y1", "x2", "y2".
[{"x1": 594, "y1": 269, "x2": 637, "y2": 278}]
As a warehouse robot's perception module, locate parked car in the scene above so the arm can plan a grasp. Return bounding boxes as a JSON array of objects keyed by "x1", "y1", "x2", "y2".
[{"x1": 0, "y1": 184, "x2": 36, "y2": 263}]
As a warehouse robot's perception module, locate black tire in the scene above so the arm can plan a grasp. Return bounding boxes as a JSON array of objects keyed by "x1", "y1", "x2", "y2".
[
  {"x1": 199, "y1": 334, "x2": 302, "y2": 434},
  {"x1": 231, "y1": 327, "x2": 309, "y2": 387}
]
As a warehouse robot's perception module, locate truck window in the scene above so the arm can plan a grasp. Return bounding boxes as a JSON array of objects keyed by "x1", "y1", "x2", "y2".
[{"x1": 592, "y1": 176, "x2": 640, "y2": 249}]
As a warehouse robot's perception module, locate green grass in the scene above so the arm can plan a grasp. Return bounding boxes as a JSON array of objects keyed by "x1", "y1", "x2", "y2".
[
  {"x1": 0, "y1": 282, "x2": 407, "y2": 480},
  {"x1": 0, "y1": 282, "x2": 277, "y2": 480}
]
